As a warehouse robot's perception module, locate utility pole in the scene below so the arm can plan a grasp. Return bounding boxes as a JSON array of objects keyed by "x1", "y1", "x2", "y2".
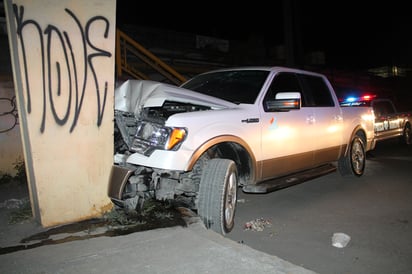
[{"x1": 283, "y1": 0, "x2": 303, "y2": 68}]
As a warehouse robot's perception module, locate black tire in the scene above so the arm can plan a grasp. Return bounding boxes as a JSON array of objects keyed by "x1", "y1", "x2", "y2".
[
  {"x1": 197, "y1": 159, "x2": 238, "y2": 235},
  {"x1": 401, "y1": 123, "x2": 411, "y2": 145},
  {"x1": 338, "y1": 134, "x2": 366, "y2": 177}
]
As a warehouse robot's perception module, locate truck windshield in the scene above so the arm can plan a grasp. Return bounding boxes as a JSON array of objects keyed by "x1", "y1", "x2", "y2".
[{"x1": 181, "y1": 70, "x2": 269, "y2": 104}]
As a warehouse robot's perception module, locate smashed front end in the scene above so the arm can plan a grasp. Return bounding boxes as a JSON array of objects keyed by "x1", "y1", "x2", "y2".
[{"x1": 108, "y1": 80, "x2": 216, "y2": 211}]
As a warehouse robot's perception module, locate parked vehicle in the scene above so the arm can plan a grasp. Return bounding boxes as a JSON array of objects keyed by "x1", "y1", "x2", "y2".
[
  {"x1": 109, "y1": 66, "x2": 375, "y2": 235},
  {"x1": 340, "y1": 96, "x2": 412, "y2": 145}
]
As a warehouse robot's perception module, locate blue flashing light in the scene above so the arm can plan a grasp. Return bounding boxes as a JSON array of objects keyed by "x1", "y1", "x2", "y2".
[
  {"x1": 346, "y1": 97, "x2": 357, "y2": 102},
  {"x1": 339, "y1": 94, "x2": 376, "y2": 107}
]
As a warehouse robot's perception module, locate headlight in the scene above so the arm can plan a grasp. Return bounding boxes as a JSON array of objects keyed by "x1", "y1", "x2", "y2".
[{"x1": 131, "y1": 121, "x2": 187, "y2": 156}]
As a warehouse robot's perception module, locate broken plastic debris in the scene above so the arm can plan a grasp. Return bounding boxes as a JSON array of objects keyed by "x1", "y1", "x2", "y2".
[
  {"x1": 244, "y1": 218, "x2": 272, "y2": 231},
  {"x1": 114, "y1": 153, "x2": 127, "y2": 164},
  {"x1": 332, "y1": 232, "x2": 351, "y2": 248}
]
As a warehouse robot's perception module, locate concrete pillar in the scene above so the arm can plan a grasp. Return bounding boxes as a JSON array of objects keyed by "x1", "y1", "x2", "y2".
[{"x1": 4, "y1": 0, "x2": 116, "y2": 227}]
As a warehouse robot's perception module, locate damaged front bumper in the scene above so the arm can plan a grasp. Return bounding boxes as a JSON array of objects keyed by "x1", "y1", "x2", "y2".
[{"x1": 107, "y1": 165, "x2": 136, "y2": 207}]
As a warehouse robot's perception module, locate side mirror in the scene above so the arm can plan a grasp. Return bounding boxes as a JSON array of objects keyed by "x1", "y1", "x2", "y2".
[{"x1": 266, "y1": 92, "x2": 301, "y2": 112}]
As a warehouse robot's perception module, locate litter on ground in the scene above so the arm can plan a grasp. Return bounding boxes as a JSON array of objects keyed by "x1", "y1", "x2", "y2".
[{"x1": 244, "y1": 218, "x2": 272, "y2": 231}]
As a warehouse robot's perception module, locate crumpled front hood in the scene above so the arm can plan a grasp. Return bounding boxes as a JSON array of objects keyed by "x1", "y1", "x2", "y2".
[{"x1": 115, "y1": 79, "x2": 237, "y2": 117}]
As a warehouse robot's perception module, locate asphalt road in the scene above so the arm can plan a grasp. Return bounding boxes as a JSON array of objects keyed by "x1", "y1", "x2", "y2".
[
  {"x1": 1, "y1": 139, "x2": 410, "y2": 274},
  {"x1": 226, "y1": 139, "x2": 412, "y2": 274}
]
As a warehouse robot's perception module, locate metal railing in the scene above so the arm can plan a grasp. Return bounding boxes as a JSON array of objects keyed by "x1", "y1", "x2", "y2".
[{"x1": 116, "y1": 29, "x2": 187, "y2": 86}]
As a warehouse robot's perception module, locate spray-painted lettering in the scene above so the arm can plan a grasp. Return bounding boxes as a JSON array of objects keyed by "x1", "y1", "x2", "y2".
[
  {"x1": 12, "y1": 4, "x2": 111, "y2": 133},
  {"x1": 0, "y1": 96, "x2": 19, "y2": 133}
]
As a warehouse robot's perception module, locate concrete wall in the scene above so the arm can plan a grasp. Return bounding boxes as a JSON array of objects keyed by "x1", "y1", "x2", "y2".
[
  {"x1": 5, "y1": 0, "x2": 116, "y2": 227},
  {"x1": 0, "y1": 29, "x2": 20, "y2": 177},
  {"x1": 0, "y1": 75, "x2": 23, "y2": 176}
]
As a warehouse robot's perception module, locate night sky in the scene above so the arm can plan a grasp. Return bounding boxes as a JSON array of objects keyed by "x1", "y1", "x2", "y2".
[{"x1": 116, "y1": 1, "x2": 412, "y2": 70}]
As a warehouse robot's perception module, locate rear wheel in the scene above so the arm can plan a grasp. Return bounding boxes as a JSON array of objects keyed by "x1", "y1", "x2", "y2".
[
  {"x1": 401, "y1": 124, "x2": 411, "y2": 145},
  {"x1": 338, "y1": 134, "x2": 365, "y2": 177},
  {"x1": 197, "y1": 159, "x2": 238, "y2": 235}
]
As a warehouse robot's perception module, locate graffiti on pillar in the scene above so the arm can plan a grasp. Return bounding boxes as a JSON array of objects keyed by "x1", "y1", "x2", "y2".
[
  {"x1": 11, "y1": 4, "x2": 112, "y2": 133},
  {"x1": 0, "y1": 96, "x2": 19, "y2": 133}
]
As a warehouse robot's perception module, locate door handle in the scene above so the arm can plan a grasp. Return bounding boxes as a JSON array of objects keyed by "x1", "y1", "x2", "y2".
[{"x1": 306, "y1": 115, "x2": 315, "y2": 124}]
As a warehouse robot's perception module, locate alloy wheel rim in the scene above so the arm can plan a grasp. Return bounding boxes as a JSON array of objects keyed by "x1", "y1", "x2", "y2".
[{"x1": 224, "y1": 172, "x2": 237, "y2": 227}]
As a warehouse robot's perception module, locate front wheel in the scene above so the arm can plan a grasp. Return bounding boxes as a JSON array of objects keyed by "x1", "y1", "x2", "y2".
[
  {"x1": 338, "y1": 134, "x2": 366, "y2": 177},
  {"x1": 197, "y1": 159, "x2": 238, "y2": 235}
]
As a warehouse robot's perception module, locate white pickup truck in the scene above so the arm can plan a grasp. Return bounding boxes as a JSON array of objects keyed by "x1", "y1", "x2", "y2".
[{"x1": 108, "y1": 66, "x2": 375, "y2": 235}]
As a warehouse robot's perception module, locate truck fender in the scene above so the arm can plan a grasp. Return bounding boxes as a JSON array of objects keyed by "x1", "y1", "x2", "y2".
[{"x1": 186, "y1": 135, "x2": 258, "y2": 184}]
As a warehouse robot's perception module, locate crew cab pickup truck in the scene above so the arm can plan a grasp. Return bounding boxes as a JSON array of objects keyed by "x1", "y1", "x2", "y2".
[
  {"x1": 108, "y1": 66, "x2": 375, "y2": 235},
  {"x1": 340, "y1": 96, "x2": 412, "y2": 145}
]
